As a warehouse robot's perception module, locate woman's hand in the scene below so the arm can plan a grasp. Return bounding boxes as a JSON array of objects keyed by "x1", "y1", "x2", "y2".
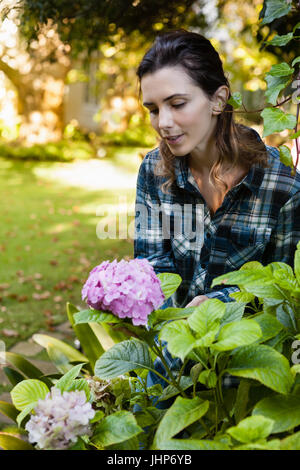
[{"x1": 185, "y1": 295, "x2": 209, "y2": 308}]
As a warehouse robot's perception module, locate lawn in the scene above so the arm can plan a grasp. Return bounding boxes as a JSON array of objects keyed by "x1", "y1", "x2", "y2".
[{"x1": 0, "y1": 148, "x2": 144, "y2": 350}]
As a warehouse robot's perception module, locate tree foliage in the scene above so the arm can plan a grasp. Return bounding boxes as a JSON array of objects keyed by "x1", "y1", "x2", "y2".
[{"x1": 6, "y1": 0, "x2": 207, "y2": 55}]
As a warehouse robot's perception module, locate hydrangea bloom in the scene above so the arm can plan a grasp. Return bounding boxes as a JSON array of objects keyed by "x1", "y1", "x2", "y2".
[
  {"x1": 81, "y1": 258, "x2": 165, "y2": 326},
  {"x1": 25, "y1": 388, "x2": 95, "y2": 450}
]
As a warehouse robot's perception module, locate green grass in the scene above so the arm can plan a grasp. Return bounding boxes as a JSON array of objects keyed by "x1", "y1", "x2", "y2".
[{"x1": 0, "y1": 149, "x2": 141, "y2": 350}]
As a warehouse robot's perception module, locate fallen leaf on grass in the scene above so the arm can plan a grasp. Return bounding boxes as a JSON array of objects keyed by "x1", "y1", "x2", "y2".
[
  {"x1": 2, "y1": 329, "x2": 19, "y2": 337},
  {"x1": 54, "y1": 296, "x2": 63, "y2": 303},
  {"x1": 34, "y1": 273, "x2": 43, "y2": 280},
  {"x1": 32, "y1": 291, "x2": 51, "y2": 300},
  {"x1": 17, "y1": 295, "x2": 28, "y2": 302},
  {"x1": 0, "y1": 283, "x2": 10, "y2": 290},
  {"x1": 49, "y1": 260, "x2": 58, "y2": 266}
]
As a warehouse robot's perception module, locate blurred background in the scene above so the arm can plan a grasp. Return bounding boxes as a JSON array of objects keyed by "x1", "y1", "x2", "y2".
[{"x1": 0, "y1": 0, "x2": 298, "y2": 358}]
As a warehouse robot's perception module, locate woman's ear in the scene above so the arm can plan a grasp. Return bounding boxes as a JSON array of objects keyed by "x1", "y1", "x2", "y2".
[{"x1": 212, "y1": 86, "x2": 230, "y2": 115}]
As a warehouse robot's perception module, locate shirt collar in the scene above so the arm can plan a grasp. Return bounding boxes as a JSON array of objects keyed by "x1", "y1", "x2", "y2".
[{"x1": 173, "y1": 129, "x2": 266, "y2": 195}]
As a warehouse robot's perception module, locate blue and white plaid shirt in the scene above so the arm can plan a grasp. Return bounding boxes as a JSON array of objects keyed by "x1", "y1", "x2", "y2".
[{"x1": 134, "y1": 129, "x2": 300, "y2": 394}]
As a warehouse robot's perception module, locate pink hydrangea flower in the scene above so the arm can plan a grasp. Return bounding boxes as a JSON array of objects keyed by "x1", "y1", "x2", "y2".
[{"x1": 82, "y1": 258, "x2": 165, "y2": 326}]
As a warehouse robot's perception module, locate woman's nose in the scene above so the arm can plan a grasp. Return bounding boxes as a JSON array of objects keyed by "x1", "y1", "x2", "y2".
[{"x1": 158, "y1": 108, "x2": 173, "y2": 131}]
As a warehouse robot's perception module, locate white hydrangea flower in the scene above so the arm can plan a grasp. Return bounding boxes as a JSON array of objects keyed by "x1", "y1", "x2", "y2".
[{"x1": 25, "y1": 387, "x2": 95, "y2": 450}]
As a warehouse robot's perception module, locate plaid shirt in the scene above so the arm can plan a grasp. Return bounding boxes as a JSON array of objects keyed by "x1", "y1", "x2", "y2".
[{"x1": 134, "y1": 129, "x2": 300, "y2": 395}]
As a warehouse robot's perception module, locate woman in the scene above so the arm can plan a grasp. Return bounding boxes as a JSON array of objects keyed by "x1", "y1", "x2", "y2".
[
  {"x1": 133, "y1": 30, "x2": 300, "y2": 395},
  {"x1": 134, "y1": 29, "x2": 300, "y2": 308}
]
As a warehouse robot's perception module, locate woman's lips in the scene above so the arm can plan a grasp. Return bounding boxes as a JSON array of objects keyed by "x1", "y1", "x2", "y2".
[{"x1": 165, "y1": 134, "x2": 184, "y2": 145}]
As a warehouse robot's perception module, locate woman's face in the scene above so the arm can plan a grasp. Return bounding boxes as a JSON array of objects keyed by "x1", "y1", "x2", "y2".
[{"x1": 141, "y1": 65, "x2": 220, "y2": 157}]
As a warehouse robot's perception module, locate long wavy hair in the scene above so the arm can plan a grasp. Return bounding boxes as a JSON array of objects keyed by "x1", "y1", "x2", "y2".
[{"x1": 137, "y1": 29, "x2": 269, "y2": 193}]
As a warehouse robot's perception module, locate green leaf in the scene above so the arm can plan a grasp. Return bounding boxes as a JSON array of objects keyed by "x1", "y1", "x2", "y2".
[
  {"x1": 152, "y1": 396, "x2": 209, "y2": 449},
  {"x1": 151, "y1": 307, "x2": 195, "y2": 323},
  {"x1": 295, "y1": 241, "x2": 300, "y2": 285},
  {"x1": 187, "y1": 299, "x2": 226, "y2": 335},
  {"x1": 253, "y1": 394, "x2": 300, "y2": 433},
  {"x1": 67, "y1": 379, "x2": 91, "y2": 400},
  {"x1": 33, "y1": 334, "x2": 88, "y2": 363},
  {"x1": 158, "y1": 376, "x2": 194, "y2": 402},
  {"x1": 268, "y1": 62, "x2": 294, "y2": 77},
  {"x1": 212, "y1": 319, "x2": 262, "y2": 352},
  {"x1": 261, "y1": 0, "x2": 292, "y2": 25},
  {"x1": 228, "y1": 291, "x2": 254, "y2": 304},
  {"x1": 233, "y1": 380, "x2": 251, "y2": 424},
  {"x1": 92, "y1": 411, "x2": 142, "y2": 448},
  {"x1": 94, "y1": 339, "x2": 153, "y2": 379},
  {"x1": 4, "y1": 352, "x2": 45, "y2": 381},
  {"x1": 66, "y1": 302, "x2": 105, "y2": 368},
  {"x1": 261, "y1": 107, "x2": 297, "y2": 138},
  {"x1": 0, "y1": 401, "x2": 18, "y2": 423},
  {"x1": 290, "y1": 129, "x2": 300, "y2": 139},
  {"x1": 0, "y1": 432, "x2": 34, "y2": 450},
  {"x1": 159, "y1": 320, "x2": 196, "y2": 361},
  {"x1": 157, "y1": 273, "x2": 182, "y2": 300},
  {"x1": 46, "y1": 344, "x2": 73, "y2": 374},
  {"x1": 11, "y1": 379, "x2": 49, "y2": 411},
  {"x1": 16, "y1": 402, "x2": 36, "y2": 428},
  {"x1": 279, "y1": 145, "x2": 294, "y2": 170},
  {"x1": 198, "y1": 370, "x2": 217, "y2": 388},
  {"x1": 252, "y1": 313, "x2": 283, "y2": 342},
  {"x1": 227, "y1": 415, "x2": 274, "y2": 443},
  {"x1": 74, "y1": 309, "x2": 121, "y2": 325},
  {"x1": 281, "y1": 431, "x2": 300, "y2": 450},
  {"x1": 212, "y1": 267, "x2": 270, "y2": 288},
  {"x1": 3, "y1": 367, "x2": 26, "y2": 387},
  {"x1": 266, "y1": 33, "x2": 294, "y2": 46},
  {"x1": 228, "y1": 92, "x2": 242, "y2": 109},
  {"x1": 292, "y1": 56, "x2": 300, "y2": 67},
  {"x1": 243, "y1": 282, "x2": 286, "y2": 299},
  {"x1": 227, "y1": 344, "x2": 293, "y2": 394},
  {"x1": 154, "y1": 439, "x2": 229, "y2": 450},
  {"x1": 265, "y1": 74, "x2": 291, "y2": 105},
  {"x1": 55, "y1": 363, "x2": 85, "y2": 392}
]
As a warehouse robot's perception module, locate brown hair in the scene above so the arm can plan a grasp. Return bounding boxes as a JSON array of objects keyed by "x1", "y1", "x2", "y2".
[{"x1": 137, "y1": 29, "x2": 268, "y2": 193}]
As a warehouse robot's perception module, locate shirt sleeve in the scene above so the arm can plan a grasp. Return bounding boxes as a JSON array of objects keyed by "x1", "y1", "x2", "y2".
[
  {"x1": 264, "y1": 190, "x2": 300, "y2": 267},
  {"x1": 204, "y1": 286, "x2": 240, "y2": 303},
  {"x1": 134, "y1": 156, "x2": 177, "y2": 274}
]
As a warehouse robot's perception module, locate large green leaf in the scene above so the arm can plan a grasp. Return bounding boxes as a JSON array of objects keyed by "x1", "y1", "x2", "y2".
[
  {"x1": 46, "y1": 344, "x2": 73, "y2": 374},
  {"x1": 33, "y1": 334, "x2": 88, "y2": 363},
  {"x1": 265, "y1": 74, "x2": 291, "y2": 105},
  {"x1": 73, "y1": 309, "x2": 121, "y2": 325},
  {"x1": 226, "y1": 416, "x2": 274, "y2": 443},
  {"x1": 4, "y1": 352, "x2": 45, "y2": 381},
  {"x1": 66, "y1": 379, "x2": 91, "y2": 400},
  {"x1": 94, "y1": 339, "x2": 153, "y2": 379},
  {"x1": 220, "y1": 302, "x2": 246, "y2": 326},
  {"x1": 212, "y1": 319, "x2": 262, "y2": 352},
  {"x1": 0, "y1": 432, "x2": 34, "y2": 450},
  {"x1": 92, "y1": 411, "x2": 142, "y2": 448},
  {"x1": 157, "y1": 273, "x2": 182, "y2": 300},
  {"x1": 261, "y1": 107, "x2": 297, "y2": 138},
  {"x1": 261, "y1": 0, "x2": 292, "y2": 25},
  {"x1": 280, "y1": 431, "x2": 300, "y2": 450},
  {"x1": 151, "y1": 307, "x2": 195, "y2": 323},
  {"x1": 253, "y1": 394, "x2": 300, "y2": 433},
  {"x1": 3, "y1": 367, "x2": 26, "y2": 387},
  {"x1": 152, "y1": 396, "x2": 209, "y2": 449},
  {"x1": 227, "y1": 344, "x2": 293, "y2": 394},
  {"x1": 187, "y1": 299, "x2": 226, "y2": 335},
  {"x1": 252, "y1": 313, "x2": 283, "y2": 342},
  {"x1": 0, "y1": 401, "x2": 18, "y2": 423},
  {"x1": 159, "y1": 320, "x2": 196, "y2": 361},
  {"x1": 66, "y1": 302, "x2": 105, "y2": 368},
  {"x1": 158, "y1": 376, "x2": 194, "y2": 402},
  {"x1": 155, "y1": 439, "x2": 229, "y2": 450},
  {"x1": 55, "y1": 363, "x2": 85, "y2": 392},
  {"x1": 268, "y1": 62, "x2": 294, "y2": 77},
  {"x1": 11, "y1": 379, "x2": 49, "y2": 411}
]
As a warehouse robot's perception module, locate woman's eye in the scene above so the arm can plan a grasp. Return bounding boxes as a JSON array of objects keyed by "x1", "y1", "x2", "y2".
[
  {"x1": 172, "y1": 102, "x2": 185, "y2": 108},
  {"x1": 149, "y1": 109, "x2": 158, "y2": 115}
]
